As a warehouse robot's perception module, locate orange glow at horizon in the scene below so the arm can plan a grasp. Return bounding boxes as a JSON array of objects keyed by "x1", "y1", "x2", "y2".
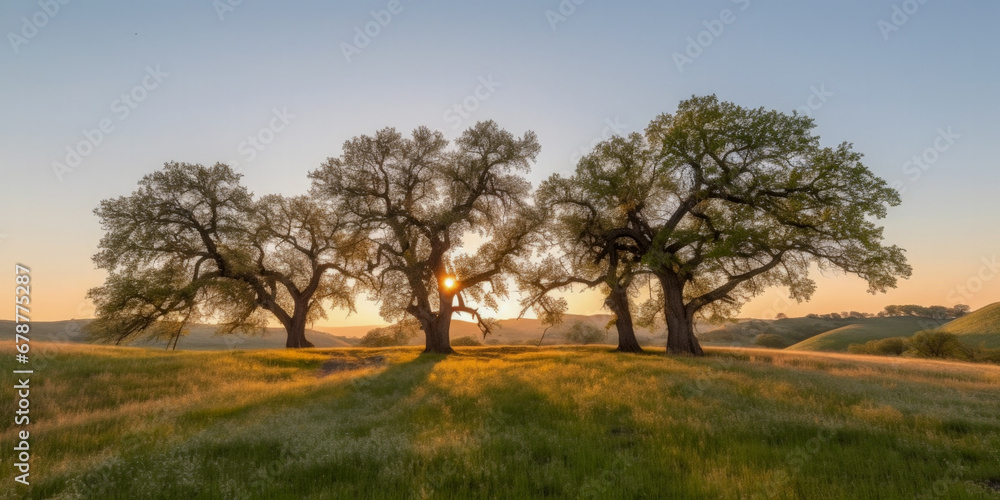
[{"x1": 3, "y1": 252, "x2": 998, "y2": 327}]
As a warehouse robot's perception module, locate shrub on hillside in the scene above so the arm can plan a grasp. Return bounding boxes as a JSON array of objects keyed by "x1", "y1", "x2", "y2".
[
  {"x1": 966, "y1": 345, "x2": 1000, "y2": 364},
  {"x1": 565, "y1": 322, "x2": 608, "y2": 345},
  {"x1": 848, "y1": 337, "x2": 908, "y2": 356},
  {"x1": 359, "y1": 320, "x2": 419, "y2": 347},
  {"x1": 452, "y1": 335, "x2": 483, "y2": 346},
  {"x1": 906, "y1": 330, "x2": 964, "y2": 359},
  {"x1": 754, "y1": 333, "x2": 790, "y2": 349}
]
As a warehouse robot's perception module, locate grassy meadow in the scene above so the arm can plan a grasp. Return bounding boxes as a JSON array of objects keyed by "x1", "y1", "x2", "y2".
[{"x1": 2, "y1": 343, "x2": 1000, "y2": 499}]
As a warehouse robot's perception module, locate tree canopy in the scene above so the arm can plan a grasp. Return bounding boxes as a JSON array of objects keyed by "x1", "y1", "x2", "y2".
[
  {"x1": 310, "y1": 121, "x2": 544, "y2": 353},
  {"x1": 519, "y1": 96, "x2": 911, "y2": 355},
  {"x1": 517, "y1": 135, "x2": 658, "y2": 353},
  {"x1": 88, "y1": 96, "x2": 912, "y2": 356},
  {"x1": 87, "y1": 162, "x2": 365, "y2": 348},
  {"x1": 639, "y1": 96, "x2": 911, "y2": 354}
]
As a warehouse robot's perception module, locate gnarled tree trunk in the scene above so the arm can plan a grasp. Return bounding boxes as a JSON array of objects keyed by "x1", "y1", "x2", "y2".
[
  {"x1": 658, "y1": 274, "x2": 704, "y2": 356},
  {"x1": 284, "y1": 325, "x2": 315, "y2": 348},
  {"x1": 605, "y1": 284, "x2": 643, "y2": 353},
  {"x1": 665, "y1": 309, "x2": 702, "y2": 355},
  {"x1": 423, "y1": 320, "x2": 454, "y2": 354},
  {"x1": 278, "y1": 301, "x2": 315, "y2": 348},
  {"x1": 421, "y1": 294, "x2": 455, "y2": 354}
]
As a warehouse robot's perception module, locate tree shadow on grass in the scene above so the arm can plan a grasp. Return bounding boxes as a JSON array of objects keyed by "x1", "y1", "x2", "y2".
[
  {"x1": 26, "y1": 351, "x2": 442, "y2": 500},
  {"x1": 35, "y1": 349, "x2": 728, "y2": 499}
]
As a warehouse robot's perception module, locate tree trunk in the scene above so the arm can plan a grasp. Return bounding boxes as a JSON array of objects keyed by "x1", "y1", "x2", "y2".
[
  {"x1": 658, "y1": 274, "x2": 704, "y2": 356},
  {"x1": 423, "y1": 316, "x2": 455, "y2": 354},
  {"x1": 422, "y1": 295, "x2": 455, "y2": 354},
  {"x1": 284, "y1": 307, "x2": 315, "y2": 348},
  {"x1": 605, "y1": 284, "x2": 643, "y2": 353}
]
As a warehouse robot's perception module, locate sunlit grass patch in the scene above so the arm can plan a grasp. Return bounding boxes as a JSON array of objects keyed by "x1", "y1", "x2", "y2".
[{"x1": 1, "y1": 343, "x2": 998, "y2": 499}]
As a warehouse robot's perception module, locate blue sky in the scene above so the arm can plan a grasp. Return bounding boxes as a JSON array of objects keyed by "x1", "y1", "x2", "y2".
[{"x1": 1, "y1": 0, "x2": 998, "y2": 324}]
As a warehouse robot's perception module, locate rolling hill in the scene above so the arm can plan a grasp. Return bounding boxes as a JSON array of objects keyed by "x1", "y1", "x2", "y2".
[
  {"x1": 696, "y1": 316, "x2": 869, "y2": 348},
  {"x1": 11, "y1": 306, "x2": 996, "y2": 352},
  {"x1": 939, "y1": 302, "x2": 1000, "y2": 348},
  {"x1": 457, "y1": 314, "x2": 659, "y2": 346},
  {"x1": 0, "y1": 315, "x2": 667, "y2": 350},
  {"x1": 785, "y1": 316, "x2": 949, "y2": 352},
  {"x1": 0, "y1": 320, "x2": 356, "y2": 350},
  {"x1": 320, "y1": 314, "x2": 668, "y2": 347}
]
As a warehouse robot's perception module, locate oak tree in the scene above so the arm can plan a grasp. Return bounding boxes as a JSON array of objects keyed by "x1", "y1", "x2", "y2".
[
  {"x1": 310, "y1": 121, "x2": 542, "y2": 354},
  {"x1": 87, "y1": 162, "x2": 364, "y2": 348},
  {"x1": 560, "y1": 96, "x2": 912, "y2": 355},
  {"x1": 517, "y1": 143, "x2": 655, "y2": 353}
]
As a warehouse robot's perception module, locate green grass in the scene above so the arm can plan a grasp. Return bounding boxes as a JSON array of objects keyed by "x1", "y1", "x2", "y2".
[
  {"x1": 940, "y1": 303, "x2": 1000, "y2": 348},
  {"x1": 2, "y1": 344, "x2": 1000, "y2": 499},
  {"x1": 786, "y1": 317, "x2": 949, "y2": 352}
]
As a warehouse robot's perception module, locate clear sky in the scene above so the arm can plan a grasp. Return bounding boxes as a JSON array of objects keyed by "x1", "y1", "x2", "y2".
[{"x1": 1, "y1": 0, "x2": 998, "y2": 327}]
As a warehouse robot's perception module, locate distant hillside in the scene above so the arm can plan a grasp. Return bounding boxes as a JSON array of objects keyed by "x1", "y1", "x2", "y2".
[
  {"x1": 785, "y1": 317, "x2": 948, "y2": 352},
  {"x1": 700, "y1": 315, "x2": 950, "y2": 351},
  {"x1": 0, "y1": 320, "x2": 355, "y2": 350},
  {"x1": 0, "y1": 315, "x2": 668, "y2": 350},
  {"x1": 478, "y1": 314, "x2": 626, "y2": 346},
  {"x1": 12, "y1": 308, "x2": 985, "y2": 352},
  {"x1": 311, "y1": 324, "x2": 385, "y2": 340},
  {"x1": 414, "y1": 314, "x2": 667, "y2": 346},
  {"x1": 697, "y1": 316, "x2": 856, "y2": 348},
  {"x1": 938, "y1": 302, "x2": 1000, "y2": 348}
]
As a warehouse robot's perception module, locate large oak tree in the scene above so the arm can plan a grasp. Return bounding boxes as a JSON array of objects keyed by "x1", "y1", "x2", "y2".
[
  {"x1": 87, "y1": 162, "x2": 364, "y2": 348},
  {"x1": 558, "y1": 96, "x2": 912, "y2": 355},
  {"x1": 310, "y1": 121, "x2": 543, "y2": 354}
]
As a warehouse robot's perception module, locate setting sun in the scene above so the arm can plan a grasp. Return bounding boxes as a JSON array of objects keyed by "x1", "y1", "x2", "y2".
[{"x1": 443, "y1": 277, "x2": 457, "y2": 290}]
